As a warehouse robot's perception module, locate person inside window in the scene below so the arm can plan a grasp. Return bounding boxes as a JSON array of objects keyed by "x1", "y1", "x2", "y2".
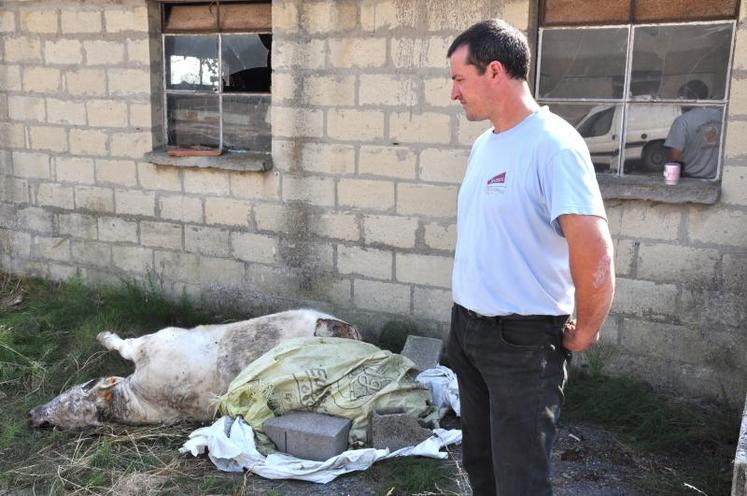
[{"x1": 664, "y1": 80, "x2": 723, "y2": 179}]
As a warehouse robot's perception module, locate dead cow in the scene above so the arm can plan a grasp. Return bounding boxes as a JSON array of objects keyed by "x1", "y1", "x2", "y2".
[{"x1": 28, "y1": 309, "x2": 360, "y2": 429}]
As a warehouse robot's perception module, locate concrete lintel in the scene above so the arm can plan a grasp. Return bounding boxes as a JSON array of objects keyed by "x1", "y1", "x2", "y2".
[
  {"x1": 143, "y1": 149, "x2": 272, "y2": 172},
  {"x1": 598, "y1": 175, "x2": 720, "y2": 204}
]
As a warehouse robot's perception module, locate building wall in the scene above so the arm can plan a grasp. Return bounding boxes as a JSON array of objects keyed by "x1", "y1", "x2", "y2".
[{"x1": 0, "y1": 0, "x2": 745, "y2": 403}]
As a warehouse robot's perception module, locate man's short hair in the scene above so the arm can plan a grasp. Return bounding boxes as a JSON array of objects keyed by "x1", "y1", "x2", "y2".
[
  {"x1": 447, "y1": 19, "x2": 530, "y2": 80},
  {"x1": 678, "y1": 80, "x2": 709, "y2": 100}
]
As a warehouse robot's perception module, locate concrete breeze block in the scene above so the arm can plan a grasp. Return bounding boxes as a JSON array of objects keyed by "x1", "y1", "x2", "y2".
[
  {"x1": 368, "y1": 409, "x2": 432, "y2": 451},
  {"x1": 263, "y1": 411, "x2": 352, "y2": 461},
  {"x1": 400, "y1": 335, "x2": 443, "y2": 371}
]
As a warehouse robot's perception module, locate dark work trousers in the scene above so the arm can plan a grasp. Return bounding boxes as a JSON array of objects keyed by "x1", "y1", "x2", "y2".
[{"x1": 447, "y1": 303, "x2": 571, "y2": 496}]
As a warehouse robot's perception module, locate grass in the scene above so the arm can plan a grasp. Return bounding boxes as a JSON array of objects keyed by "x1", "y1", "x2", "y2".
[{"x1": 564, "y1": 347, "x2": 740, "y2": 496}]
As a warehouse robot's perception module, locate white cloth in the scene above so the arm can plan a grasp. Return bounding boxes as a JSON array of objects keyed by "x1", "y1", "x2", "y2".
[
  {"x1": 180, "y1": 416, "x2": 462, "y2": 484},
  {"x1": 416, "y1": 365, "x2": 460, "y2": 418},
  {"x1": 452, "y1": 106, "x2": 606, "y2": 317}
]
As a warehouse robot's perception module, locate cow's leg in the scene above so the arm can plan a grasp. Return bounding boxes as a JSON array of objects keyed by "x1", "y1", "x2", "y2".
[{"x1": 96, "y1": 331, "x2": 142, "y2": 362}]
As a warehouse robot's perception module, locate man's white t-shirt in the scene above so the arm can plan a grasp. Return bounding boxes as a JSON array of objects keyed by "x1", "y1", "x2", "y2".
[{"x1": 452, "y1": 106, "x2": 606, "y2": 317}]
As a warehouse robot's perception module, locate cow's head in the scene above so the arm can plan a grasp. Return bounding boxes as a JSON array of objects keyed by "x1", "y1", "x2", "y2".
[
  {"x1": 28, "y1": 376, "x2": 120, "y2": 429},
  {"x1": 314, "y1": 318, "x2": 362, "y2": 340}
]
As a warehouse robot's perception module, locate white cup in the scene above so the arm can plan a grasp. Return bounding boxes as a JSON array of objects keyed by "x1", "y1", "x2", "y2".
[{"x1": 663, "y1": 162, "x2": 681, "y2": 186}]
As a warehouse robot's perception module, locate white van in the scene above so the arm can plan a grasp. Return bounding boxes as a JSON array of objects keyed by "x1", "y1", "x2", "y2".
[{"x1": 575, "y1": 104, "x2": 683, "y2": 172}]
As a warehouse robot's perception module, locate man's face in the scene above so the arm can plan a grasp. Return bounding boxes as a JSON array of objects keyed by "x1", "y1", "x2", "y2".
[{"x1": 449, "y1": 44, "x2": 494, "y2": 122}]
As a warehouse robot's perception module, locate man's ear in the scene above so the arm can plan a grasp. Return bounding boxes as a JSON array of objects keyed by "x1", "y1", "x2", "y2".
[{"x1": 487, "y1": 60, "x2": 504, "y2": 79}]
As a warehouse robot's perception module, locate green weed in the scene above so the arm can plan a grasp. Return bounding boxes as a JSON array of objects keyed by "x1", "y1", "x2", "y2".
[{"x1": 368, "y1": 456, "x2": 459, "y2": 495}]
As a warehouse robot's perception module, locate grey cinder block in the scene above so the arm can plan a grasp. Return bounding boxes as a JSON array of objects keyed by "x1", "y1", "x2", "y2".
[
  {"x1": 401, "y1": 335, "x2": 443, "y2": 371},
  {"x1": 368, "y1": 409, "x2": 432, "y2": 451},
  {"x1": 263, "y1": 411, "x2": 352, "y2": 462},
  {"x1": 732, "y1": 393, "x2": 747, "y2": 496}
]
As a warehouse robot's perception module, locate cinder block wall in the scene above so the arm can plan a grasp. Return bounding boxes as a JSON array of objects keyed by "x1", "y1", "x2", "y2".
[{"x1": 1, "y1": 0, "x2": 746, "y2": 403}]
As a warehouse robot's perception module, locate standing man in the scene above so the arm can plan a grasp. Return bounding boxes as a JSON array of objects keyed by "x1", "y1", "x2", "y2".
[{"x1": 447, "y1": 20, "x2": 615, "y2": 496}]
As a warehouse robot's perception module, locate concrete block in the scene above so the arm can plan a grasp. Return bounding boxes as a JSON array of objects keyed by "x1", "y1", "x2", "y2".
[
  {"x1": 65, "y1": 68, "x2": 107, "y2": 97},
  {"x1": 620, "y1": 202, "x2": 682, "y2": 241},
  {"x1": 423, "y1": 222, "x2": 456, "y2": 251},
  {"x1": 721, "y1": 166, "x2": 747, "y2": 206},
  {"x1": 401, "y1": 335, "x2": 443, "y2": 371},
  {"x1": 108, "y1": 68, "x2": 151, "y2": 96},
  {"x1": 413, "y1": 287, "x2": 452, "y2": 323},
  {"x1": 502, "y1": 1, "x2": 531, "y2": 31},
  {"x1": 303, "y1": 75, "x2": 356, "y2": 106},
  {"x1": 315, "y1": 212, "x2": 359, "y2": 242},
  {"x1": 4, "y1": 37, "x2": 42, "y2": 63},
  {"x1": 368, "y1": 410, "x2": 432, "y2": 451},
  {"x1": 47, "y1": 99, "x2": 86, "y2": 126},
  {"x1": 359, "y1": 145, "x2": 417, "y2": 180},
  {"x1": 36, "y1": 183, "x2": 74, "y2": 209},
  {"x1": 301, "y1": 3, "x2": 357, "y2": 33},
  {"x1": 115, "y1": 189, "x2": 155, "y2": 217},
  {"x1": 96, "y1": 159, "x2": 137, "y2": 187},
  {"x1": 69, "y1": 129, "x2": 109, "y2": 156},
  {"x1": 290, "y1": 142, "x2": 356, "y2": 175},
  {"x1": 329, "y1": 38, "x2": 387, "y2": 68},
  {"x1": 359, "y1": 75, "x2": 417, "y2": 107},
  {"x1": 361, "y1": 1, "x2": 416, "y2": 31},
  {"x1": 363, "y1": 214, "x2": 418, "y2": 248},
  {"x1": 159, "y1": 195, "x2": 203, "y2": 223},
  {"x1": 272, "y1": 106, "x2": 324, "y2": 138},
  {"x1": 338, "y1": 178, "x2": 394, "y2": 211},
  {"x1": 611, "y1": 278, "x2": 677, "y2": 317},
  {"x1": 273, "y1": 2, "x2": 298, "y2": 32},
  {"x1": 0, "y1": 65, "x2": 23, "y2": 92},
  {"x1": 34, "y1": 236, "x2": 70, "y2": 262},
  {"x1": 263, "y1": 412, "x2": 352, "y2": 461},
  {"x1": 637, "y1": 243, "x2": 719, "y2": 283},
  {"x1": 396, "y1": 253, "x2": 452, "y2": 288},
  {"x1": 57, "y1": 213, "x2": 98, "y2": 239},
  {"x1": 87, "y1": 99, "x2": 128, "y2": 128},
  {"x1": 104, "y1": 7, "x2": 148, "y2": 33},
  {"x1": 56, "y1": 157, "x2": 95, "y2": 184},
  {"x1": 204, "y1": 198, "x2": 250, "y2": 227},
  {"x1": 98, "y1": 216, "x2": 137, "y2": 243},
  {"x1": 397, "y1": 183, "x2": 457, "y2": 217},
  {"x1": 419, "y1": 148, "x2": 469, "y2": 184},
  {"x1": 138, "y1": 162, "x2": 181, "y2": 192},
  {"x1": 112, "y1": 245, "x2": 153, "y2": 274},
  {"x1": 732, "y1": 394, "x2": 747, "y2": 496},
  {"x1": 12, "y1": 152, "x2": 50, "y2": 179},
  {"x1": 231, "y1": 232, "x2": 277, "y2": 264},
  {"x1": 44, "y1": 39, "x2": 82, "y2": 65},
  {"x1": 327, "y1": 109, "x2": 385, "y2": 142},
  {"x1": 185, "y1": 225, "x2": 231, "y2": 257},
  {"x1": 129, "y1": 103, "x2": 153, "y2": 128},
  {"x1": 390, "y1": 112, "x2": 451, "y2": 145},
  {"x1": 198, "y1": 256, "x2": 244, "y2": 286},
  {"x1": 271, "y1": 72, "x2": 295, "y2": 102},
  {"x1": 29, "y1": 126, "x2": 67, "y2": 153},
  {"x1": 183, "y1": 169, "x2": 230, "y2": 195},
  {"x1": 20, "y1": 9, "x2": 58, "y2": 34},
  {"x1": 61, "y1": 11, "x2": 102, "y2": 34},
  {"x1": 126, "y1": 38, "x2": 150, "y2": 66},
  {"x1": 423, "y1": 77, "x2": 451, "y2": 108},
  {"x1": 283, "y1": 175, "x2": 335, "y2": 206},
  {"x1": 154, "y1": 250, "x2": 200, "y2": 285},
  {"x1": 457, "y1": 114, "x2": 491, "y2": 146},
  {"x1": 140, "y1": 221, "x2": 182, "y2": 250},
  {"x1": 8, "y1": 95, "x2": 45, "y2": 121},
  {"x1": 337, "y1": 245, "x2": 392, "y2": 279},
  {"x1": 75, "y1": 186, "x2": 113, "y2": 213},
  {"x1": 274, "y1": 40, "x2": 326, "y2": 71},
  {"x1": 353, "y1": 279, "x2": 410, "y2": 314},
  {"x1": 0, "y1": 123, "x2": 27, "y2": 149},
  {"x1": 71, "y1": 240, "x2": 111, "y2": 267},
  {"x1": 110, "y1": 132, "x2": 152, "y2": 158},
  {"x1": 0, "y1": 11, "x2": 16, "y2": 33},
  {"x1": 22, "y1": 66, "x2": 60, "y2": 93},
  {"x1": 391, "y1": 37, "x2": 451, "y2": 69},
  {"x1": 689, "y1": 206, "x2": 747, "y2": 248},
  {"x1": 230, "y1": 170, "x2": 280, "y2": 200},
  {"x1": 428, "y1": 2, "x2": 483, "y2": 30}
]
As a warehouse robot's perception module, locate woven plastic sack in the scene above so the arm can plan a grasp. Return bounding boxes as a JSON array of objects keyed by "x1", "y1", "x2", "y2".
[{"x1": 217, "y1": 337, "x2": 437, "y2": 450}]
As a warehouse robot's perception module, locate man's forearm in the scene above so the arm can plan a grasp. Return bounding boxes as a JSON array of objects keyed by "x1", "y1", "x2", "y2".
[{"x1": 558, "y1": 215, "x2": 615, "y2": 352}]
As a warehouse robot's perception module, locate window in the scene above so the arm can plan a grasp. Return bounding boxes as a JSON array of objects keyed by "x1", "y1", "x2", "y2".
[
  {"x1": 536, "y1": 0, "x2": 737, "y2": 180},
  {"x1": 161, "y1": 2, "x2": 271, "y2": 154}
]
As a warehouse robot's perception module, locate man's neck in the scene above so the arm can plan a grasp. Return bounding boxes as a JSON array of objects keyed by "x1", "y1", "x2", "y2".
[{"x1": 490, "y1": 81, "x2": 541, "y2": 133}]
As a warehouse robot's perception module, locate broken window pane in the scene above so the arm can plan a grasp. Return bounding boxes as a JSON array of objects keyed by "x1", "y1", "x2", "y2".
[
  {"x1": 166, "y1": 94, "x2": 220, "y2": 148},
  {"x1": 549, "y1": 103, "x2": 624, "y2": 174},
  {"x1": 165, "y1": 35, "x2": 219, "y2": 91},
  {"x1": 222, "y1": 34, "x2": 272, "y2": 93},
  {"x1": 623, "y1": 103, "x2": 723, "y2": 178},
  {"x1": 630, "y1": 23, "x2": 733, "y2": 100},
  {"x1": 539, "y1": 28, "x2": 629, "y2": 99},
  {"x1": 542, "y1": 0, "x2": 631, "y2": 26},
  {"x1": 222, "y1": 95, "x2": 271, "y2": 151}
]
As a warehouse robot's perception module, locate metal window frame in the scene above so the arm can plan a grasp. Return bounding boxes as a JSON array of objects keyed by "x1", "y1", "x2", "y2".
[
  {"x1": 162, "y1": 31, "x2": 271, "y2": 151},
  {"x1": 536, "y1": 20, "x2": 736, "y2": 179}
]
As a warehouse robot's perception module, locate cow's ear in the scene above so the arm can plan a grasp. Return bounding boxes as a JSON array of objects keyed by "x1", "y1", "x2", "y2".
[{"x1": 99, "y1": 376, "x2": 120, "y2": 389}]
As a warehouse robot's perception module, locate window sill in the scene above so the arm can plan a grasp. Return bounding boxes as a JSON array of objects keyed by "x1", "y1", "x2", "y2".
[
  {"x1": 597, "y1": 174, "x2": 720, "y2": 204},
  {"x1": 143, "y1": 149, "x2": 272, "y2": 172}
]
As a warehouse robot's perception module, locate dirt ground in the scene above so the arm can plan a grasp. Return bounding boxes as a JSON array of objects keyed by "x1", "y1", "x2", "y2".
[{"x1": 167, "y1": 416, "x2": 646, "y2": 496}]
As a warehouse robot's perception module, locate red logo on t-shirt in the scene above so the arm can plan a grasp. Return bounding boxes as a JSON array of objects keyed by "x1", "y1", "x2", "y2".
[{"x1": 487, "y1": 172, "x2": 506, "y2": 185}]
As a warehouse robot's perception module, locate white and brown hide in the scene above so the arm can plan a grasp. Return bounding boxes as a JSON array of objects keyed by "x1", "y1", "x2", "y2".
[{"x1": 27, "y1": 309, "x2": 360, "y2": 429}]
